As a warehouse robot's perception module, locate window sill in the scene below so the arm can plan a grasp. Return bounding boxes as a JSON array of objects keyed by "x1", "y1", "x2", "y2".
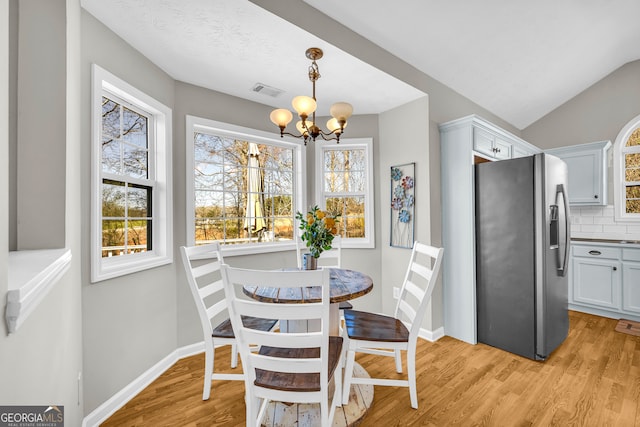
[{"x1": 6, "y1": 248, "x2": 72, "y2": 334}]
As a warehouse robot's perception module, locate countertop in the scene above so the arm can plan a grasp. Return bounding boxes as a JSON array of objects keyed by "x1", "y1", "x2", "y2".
[{"x1": 571, "y1": 237, "x2": 640, "y2": 245}]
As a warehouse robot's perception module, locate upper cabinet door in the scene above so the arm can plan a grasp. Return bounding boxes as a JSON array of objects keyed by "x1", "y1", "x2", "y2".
[
  {"x1": 473, "y1": 128, "x2": 512, "y2": 160},
  {"x1": 546, "y1": 141, "x2": 611, "y2": 206}
]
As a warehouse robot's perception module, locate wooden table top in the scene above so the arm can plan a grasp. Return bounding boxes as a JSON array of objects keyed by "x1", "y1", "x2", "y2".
[{"x1": 242, "y1": 268, "x2": 373, "y2": 304}]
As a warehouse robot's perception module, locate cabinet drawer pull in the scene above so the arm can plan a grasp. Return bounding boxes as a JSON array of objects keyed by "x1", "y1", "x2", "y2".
[{"x1": 588, "y1": 250, "x2": 602, "y2": 255}]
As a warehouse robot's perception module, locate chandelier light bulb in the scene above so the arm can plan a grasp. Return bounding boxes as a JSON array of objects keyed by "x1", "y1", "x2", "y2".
[
  {"x1": 270, "y1": 108, "x2": 293, "y2": 127},
  {"x1": 291, "y1": 95, "x2": 317, "y2": 117},
  {"x1": 326, "y1": 117, "x2": 346, "y2": 133},
  {"x1": 296, "y1": 120, "x2": 310, "y2": 136}
]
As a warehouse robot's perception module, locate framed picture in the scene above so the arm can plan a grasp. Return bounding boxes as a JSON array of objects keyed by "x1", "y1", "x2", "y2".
[{"x1": 390, "y1": 163, "x2": 415, "y2": 248}]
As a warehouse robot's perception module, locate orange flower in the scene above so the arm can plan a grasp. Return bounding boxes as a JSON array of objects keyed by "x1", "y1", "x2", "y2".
[
  {"x1": 324, "y1": 217, "x2": 335, "y2": 228},
  {"x1": 316, "y1": 210, "x2": 326, "y2": 220}
]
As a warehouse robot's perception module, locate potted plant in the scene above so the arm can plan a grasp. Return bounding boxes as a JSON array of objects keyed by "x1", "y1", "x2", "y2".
[{"x1": 295, "y1": 206, "x2": 339, "y2": 270}]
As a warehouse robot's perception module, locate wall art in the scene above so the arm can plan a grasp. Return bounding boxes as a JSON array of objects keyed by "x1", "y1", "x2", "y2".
[{"x1": 390, "y1": 163, "x2": 415, "y2": 248}]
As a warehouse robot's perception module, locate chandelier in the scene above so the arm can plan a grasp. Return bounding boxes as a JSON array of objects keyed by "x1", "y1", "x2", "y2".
[{"x1": 270, "y1": 47, "x2": 353, "y2": 145}]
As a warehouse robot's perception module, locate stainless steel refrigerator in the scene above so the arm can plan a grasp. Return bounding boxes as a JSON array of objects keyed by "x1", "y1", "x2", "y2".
[{"x1": 475, "y1": 153, "x2": 570, "y2": 360}]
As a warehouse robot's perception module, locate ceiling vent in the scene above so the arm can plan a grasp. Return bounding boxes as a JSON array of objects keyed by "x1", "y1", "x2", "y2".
[{"x1": 251, "y1": 83, "x2": 284, "y2": 98}]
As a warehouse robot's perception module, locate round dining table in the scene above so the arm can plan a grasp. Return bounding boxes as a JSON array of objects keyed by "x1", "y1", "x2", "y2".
[{"x1": 242, "y1": 267, "x2": 373, "y2": 336}]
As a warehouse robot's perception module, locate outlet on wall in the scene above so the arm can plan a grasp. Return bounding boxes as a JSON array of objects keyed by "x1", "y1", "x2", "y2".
[{"x1": 393, "y1": 287, "x2": 400, "y2": 299}]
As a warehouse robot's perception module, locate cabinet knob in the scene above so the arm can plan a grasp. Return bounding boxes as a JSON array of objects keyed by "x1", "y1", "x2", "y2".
[
  {"x1": 613, "y1": 266, "x2": 617, "y2": 271},
  {"x1": 594, "y1": 195, "x2": 598, "y2": 199}
]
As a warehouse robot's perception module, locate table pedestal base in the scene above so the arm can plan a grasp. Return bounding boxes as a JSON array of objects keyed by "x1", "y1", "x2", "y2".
[{"x1": 260, "y1": 362, "x2": 373, "y2": 427}]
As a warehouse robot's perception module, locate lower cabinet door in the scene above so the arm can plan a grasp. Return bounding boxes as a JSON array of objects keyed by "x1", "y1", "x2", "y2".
[
  {"x1": 622, "y1": 262, "x2": 640, "y2": 314},
  {"x1": 572, "y1": 257, "x2": 621, "y2": 310}
]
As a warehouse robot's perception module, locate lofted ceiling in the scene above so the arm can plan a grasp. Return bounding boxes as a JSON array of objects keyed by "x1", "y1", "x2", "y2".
[{"x1": 82, "y1": 0, "x2": 640, "y2": 130}]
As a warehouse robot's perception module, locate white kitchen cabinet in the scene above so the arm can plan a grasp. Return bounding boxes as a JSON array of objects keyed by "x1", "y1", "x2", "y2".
[
  {"x1": 546, "y1": 140, "x2": 611, "y2": 206},
  {"x1": 570, "y1": 242, "x2": 640, "y2": 320},
  {"x1": 439, "y1": 115, "x2": 541, "y2": 344},
  {"x1": 572, "y1": 256, "x2": 621, "y2": 310},
  {"x1": 473, "y1": 128, "x2": 511, "y2": 160},
  {"x1": 622, "y1": 248, "x2": 640, "y2": 314}
]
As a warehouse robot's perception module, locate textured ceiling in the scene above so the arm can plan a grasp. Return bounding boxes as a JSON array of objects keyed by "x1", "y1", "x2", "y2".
[
  {"x1": 82, "y1": 0, "x2": 640, "y2": 130},
  {"x1": 80, "y1": 0, "x2": 425, "y2": 118},
  {"x1": 304, "y1": 0, "x2": 640, "y2": 129}
]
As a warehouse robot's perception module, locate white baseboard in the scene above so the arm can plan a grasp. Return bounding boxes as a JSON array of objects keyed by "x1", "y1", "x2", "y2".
[
  {"x1": 419, "y1": 326, "x2": 445, "y2": 342},
  {"x1": 82, "y1": 341, "x2": 205, "y2": 427}
]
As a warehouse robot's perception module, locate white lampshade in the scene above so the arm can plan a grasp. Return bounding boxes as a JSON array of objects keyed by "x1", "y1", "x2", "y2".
[
  {"x1": 291, "y1": 96, "x2": 317, "y2": 116},
  {"x1": 270, "y1": 109, "x2": 293, "y2": 127},
  {"x1": 329, "y1": 102, "x2": 353, "y2": 121},
  {"x1": 326, "y1": 117, "x2": 347, "y2": 133}
]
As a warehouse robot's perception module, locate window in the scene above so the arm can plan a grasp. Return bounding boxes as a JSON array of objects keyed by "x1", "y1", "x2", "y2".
[
  {"x1": 614, "y1": 114, "x2": 640, "y2": 222},
  {"x1": 315, "y1": 138, "x2": 374, "y2": 248},
  {"x1": 186, "y1": 116, "x2": 305, "y2": 254},
  {"x1": 91, "y1": 64, "x2": 172, "y2": 282}
]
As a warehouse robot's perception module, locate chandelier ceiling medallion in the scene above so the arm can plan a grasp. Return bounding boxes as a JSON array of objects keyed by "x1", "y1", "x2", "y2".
[{"x1": 270, "y1": 47, "x2": 353, "y2": 145}]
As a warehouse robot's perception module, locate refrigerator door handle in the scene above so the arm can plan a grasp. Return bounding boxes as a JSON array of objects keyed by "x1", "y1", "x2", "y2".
[{"x1": 556, "y1": 183, "x2": 570, "y2": 276}]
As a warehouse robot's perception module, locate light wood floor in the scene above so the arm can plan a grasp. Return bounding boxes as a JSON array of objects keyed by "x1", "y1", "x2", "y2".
[{"x1": 102, "y1": 311, "x2": 640, "y2": 426}]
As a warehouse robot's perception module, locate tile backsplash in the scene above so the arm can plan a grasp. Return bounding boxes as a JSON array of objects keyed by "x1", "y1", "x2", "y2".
[{"x1": 570, "y1": 205, "x2": 640, "y2": 239}]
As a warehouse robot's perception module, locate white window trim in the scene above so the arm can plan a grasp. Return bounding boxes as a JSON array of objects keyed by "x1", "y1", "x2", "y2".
[
  {"x1": 91, "y1": 64, "x2": 173, "y2": 282},
  {"x1": 314, "y1": 138, "x2": 375, "y2": 248},
  {"x1": 185, "y1": 115, "x2": 306, "y2": 256},
  {"x1": 613, "y1": 113, "x2": 640, "y2": 222}
]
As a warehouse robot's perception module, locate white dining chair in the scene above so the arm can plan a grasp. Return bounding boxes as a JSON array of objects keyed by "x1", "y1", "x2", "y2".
[
  {"x1": 220, "y1": 265, "x2": 342, "y2": 427},
  {"x1": 341, "y1": 241, "x2": 444, "y2": 409},
  {"x1": 180, "y1": 243, "x2": 277, "y2": 400}
]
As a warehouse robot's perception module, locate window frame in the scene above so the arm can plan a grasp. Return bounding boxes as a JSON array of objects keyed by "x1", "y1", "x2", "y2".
[
  {"x1": 91, "y1": 64, "x2": 173, "y2": 282},
  {"x1": 185, "y1": 115, "x2": 306, "y2": 256},
  {"x1": 314, "y1": 138, "x2": 375, "y2": 248},
  {"x1": 613, "y1": 113, "x2": 640, "y2": 222}
]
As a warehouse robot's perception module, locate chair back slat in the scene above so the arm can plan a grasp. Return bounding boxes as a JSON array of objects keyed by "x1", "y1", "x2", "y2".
[
  {"x1": 250, "y1": 354, "x2": 322, "y2": 374},
  {"x1": 410, "y1": 261, "x2": 433, "y2": 282},
  {"x1": 192, "y1": 260, "x2": 222, "y2": 279},
  {"x1": 397, "y1": 299, "x2": 418, "y2": 324},
  {"x1": 403, "y1": 279, "x2": 425, "y2": 303},
  {"x1": 199, "y1": 280, "x2": 223, "y2": 299},
  {"x1": 206, "y1": 299, "x2": 227, "y2": 321}
]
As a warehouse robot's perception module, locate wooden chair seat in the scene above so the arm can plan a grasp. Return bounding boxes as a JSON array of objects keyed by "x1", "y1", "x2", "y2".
[
  {"x1": 343, "y1": 310, "x2": 409, "y2": 342},
  {"x1": 212, "y1": 316, "x2": 278, "y2": 339},
  {"x1": 255, "y1": 336, "x2": 343, "y2": 392}
]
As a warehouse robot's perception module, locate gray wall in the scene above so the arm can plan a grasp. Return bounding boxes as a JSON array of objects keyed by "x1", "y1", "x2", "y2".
[
  {"x1": 522, "y1": 60, "x2": 640, "y2": 150},
  {"x1": 379, "y1": 97, "x2": 432, "y2": 325},
  {"x1": 80, "y1": 11, "x2": 178, "y2": 413},
  {"x1": 15, "y1": 0, "x2": 66, "y2": 250},
  {"x1": 173, "y1": 81, "x2": 384, "y2": 346},
  {"x1": 1, "y1": 1, "x2": 84, "y2": 426}
]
